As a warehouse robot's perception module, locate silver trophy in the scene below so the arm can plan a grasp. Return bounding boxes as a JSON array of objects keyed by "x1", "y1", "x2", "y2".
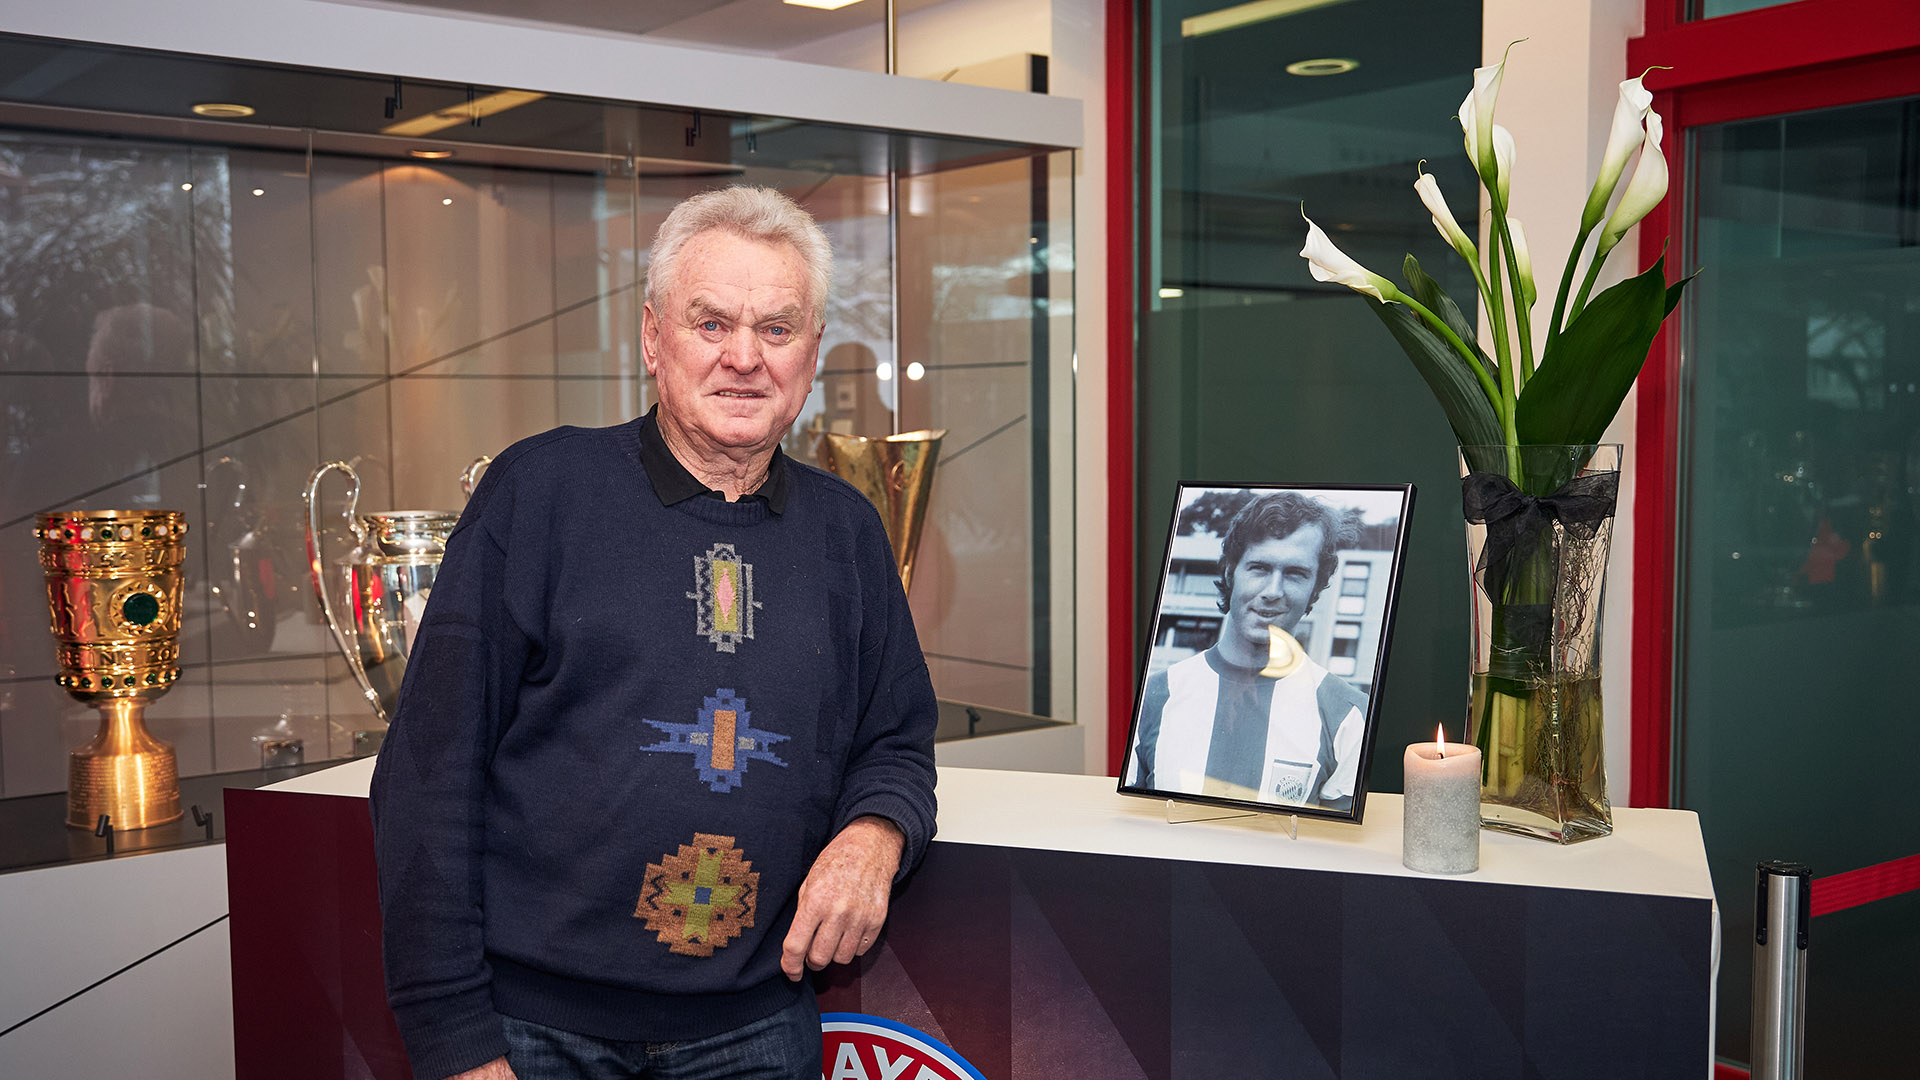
[{"x1": 304, "y1": 460, "x2": 485, "y2": 744}]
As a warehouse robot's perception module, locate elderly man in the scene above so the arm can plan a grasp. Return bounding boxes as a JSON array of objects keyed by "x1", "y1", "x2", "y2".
[
  {"x1": 1126, "y1": 491, "x2": 1368, "y2": 810},
  {"x1": 370, "y1": 187, "x2": 938, "y2": 1080}
]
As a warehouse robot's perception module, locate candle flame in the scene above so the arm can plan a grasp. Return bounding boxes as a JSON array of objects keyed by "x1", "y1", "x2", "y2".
[{"x1": 1436, "y1": 723, "x2": 1447, "y2": 758}]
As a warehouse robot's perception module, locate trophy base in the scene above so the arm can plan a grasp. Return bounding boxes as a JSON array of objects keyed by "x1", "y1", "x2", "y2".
[{"x1": 65, "y1": 699, "x2": 184, "y2": 831}]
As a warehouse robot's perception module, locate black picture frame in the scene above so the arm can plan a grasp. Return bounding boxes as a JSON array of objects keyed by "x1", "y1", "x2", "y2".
[{"x1": 1117, "y1": 481, "x2": 1416, "y2": 824}]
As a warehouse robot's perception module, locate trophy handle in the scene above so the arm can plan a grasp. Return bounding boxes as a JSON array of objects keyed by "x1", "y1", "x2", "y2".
[
  {"x1": 460, "y1": 455, "x2": 493, "y2": 502},
  {"x1": 303, "y1": 461, "x2": 385, "y2": 721}
]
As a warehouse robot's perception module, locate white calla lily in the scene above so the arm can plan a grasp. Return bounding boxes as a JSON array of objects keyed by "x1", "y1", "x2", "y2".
[
  {"x1": 1598, "y1": 109, "x2": 1668, "y2": 255},
  {"x1": 1457, "y1": 57, "x2": 1506, "y2": 185},
  {"x1": 1458, "y1": 105, "x2": 1516, "y2": 207},
  {"x1": 1507, "y1": 216, "x2": 1536, "y2": 308},
  {"x1": 1490, "y1": 124, "x2": 1515, "y2": 206},
  {"x1": 1581, "y1": 75, "x2": 1656, "y2": 230},
  {"x1": 1299, "y1": 214, "x2": 1397, "y2": 302},
  {"x1": 1414, "y1": 170, "x2": 1476, "y2": 261}
]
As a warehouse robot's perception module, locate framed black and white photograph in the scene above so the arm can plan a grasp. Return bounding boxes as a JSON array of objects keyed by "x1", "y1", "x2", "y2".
[{"x1": 1119, "y1": 482, "x2": 1415, "y2": 823}]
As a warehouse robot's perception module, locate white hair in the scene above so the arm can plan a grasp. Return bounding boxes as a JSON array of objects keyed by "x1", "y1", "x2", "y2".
[{"x1": 645, "y1": 186, "x2": 832, "y2": 324}]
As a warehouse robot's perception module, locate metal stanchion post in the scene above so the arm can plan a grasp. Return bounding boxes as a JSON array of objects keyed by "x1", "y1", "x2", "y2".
[{"x1": 1750, "y1": 861, "x2": 1811, "y2": 1080}]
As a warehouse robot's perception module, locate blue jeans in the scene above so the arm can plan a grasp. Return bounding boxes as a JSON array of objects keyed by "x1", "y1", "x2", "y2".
[{"x1": 500, "y1": 995, "x2": 821, "y2": 1080}]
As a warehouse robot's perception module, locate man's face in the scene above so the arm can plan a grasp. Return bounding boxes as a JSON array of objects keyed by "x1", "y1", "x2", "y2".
[
  {"x1": 1221, "y1": 525, "x2": 1325, "y2": 664},
  {"x1": 642, "y1": 229, "x2": 822, "y2": 459}
]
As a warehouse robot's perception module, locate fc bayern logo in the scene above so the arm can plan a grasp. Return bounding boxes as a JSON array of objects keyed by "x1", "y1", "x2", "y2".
[{"x1": 821, "y1": 1013, "x2": 987, "y2": 1080}]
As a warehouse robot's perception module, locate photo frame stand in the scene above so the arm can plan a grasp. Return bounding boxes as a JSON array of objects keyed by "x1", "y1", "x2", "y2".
[{"x1": 1164, "y1": 799, "x2": 1298, "y2": 840}]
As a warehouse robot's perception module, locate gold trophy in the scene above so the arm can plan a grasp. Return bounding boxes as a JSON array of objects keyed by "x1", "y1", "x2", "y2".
[
  {"x1": 36, "y1": 510, "x2": 188, "y2": 830},
  {"x1": 816, "y1": 430, "x2": 946, "y2": 594}
]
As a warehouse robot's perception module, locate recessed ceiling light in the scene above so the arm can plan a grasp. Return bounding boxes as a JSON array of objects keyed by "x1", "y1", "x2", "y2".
[
  {"x1": 1182, "y1": 0, "x2": 1352, "y2": 38},
  {"x1": 192, "y1": 102, "x2": 255, "y2": 118},
  {"x1": 442, "y1": 197, "x2": 454, "y2": 206},
  {"x1": 875, "y1": 361, "x2": 895, "y2": 381},
  {"x1": 785, "y1": 0, "x2": 865, "y2": 9},
  {"x1": 251, "y1": 188, "x2": 265, "y2": 197},
  {"x1": 906, "y1": 362, "x2": 926, "y2": 381},
  {"x1": 180, "y1": 183, "x2": 193, "y2": 192},
  {"x1": 1286, "y1": 57, "x2": 1360, "y2": 76},
  {"x1": 410, "y1": 149, "x2": 455, "y2": 160}
]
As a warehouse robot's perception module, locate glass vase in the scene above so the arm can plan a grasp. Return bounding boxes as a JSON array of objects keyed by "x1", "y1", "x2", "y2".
[{"x1": 1459, "y1": 444, "x2": 1620, "y2": 843}]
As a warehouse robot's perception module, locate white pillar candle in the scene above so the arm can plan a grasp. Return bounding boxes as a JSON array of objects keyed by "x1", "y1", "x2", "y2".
[{"x1": 1402, "y1": 725, "x2": 1482, "y2": 874}]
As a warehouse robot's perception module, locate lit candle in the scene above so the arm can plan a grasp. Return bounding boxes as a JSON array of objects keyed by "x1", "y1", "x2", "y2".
[{"x1": 1402, "y1": 724, "x2": 1482, "y2": 874}]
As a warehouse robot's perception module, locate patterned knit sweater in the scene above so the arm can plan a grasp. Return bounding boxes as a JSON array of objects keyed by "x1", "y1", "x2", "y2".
[{"x1": 369, "y1": 415, "x2": 939, "y2": 1079}]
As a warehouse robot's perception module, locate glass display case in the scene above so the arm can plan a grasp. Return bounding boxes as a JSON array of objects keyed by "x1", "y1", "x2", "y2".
[{"x1": 0, "y1": 32, "x2": 1073, "y2": 832}]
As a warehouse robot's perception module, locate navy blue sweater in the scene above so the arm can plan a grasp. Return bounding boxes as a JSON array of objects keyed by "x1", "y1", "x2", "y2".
[{"x1": 369, "y1": 415, "x2": 938, "y2": 1079}]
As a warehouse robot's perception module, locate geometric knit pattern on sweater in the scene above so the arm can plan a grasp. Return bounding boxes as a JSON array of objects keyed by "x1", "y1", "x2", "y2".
[
  {"x1": 635, "y1": 833, "x2": 760, "y2": 956},
  {"x1": 638, "y1": 687, "x2": 790, "y2": 793},
  {"x1": 368, "y1": 413, "x2": 938, "y2": 1079}
]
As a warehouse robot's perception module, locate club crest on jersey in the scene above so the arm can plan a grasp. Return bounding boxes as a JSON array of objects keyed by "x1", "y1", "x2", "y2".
[
  {"x1": 689, "y1": 542, "x2": 759, "y2": 652},
  {"x1": 820, "y1": 1014, "x2": 987, "y2": 1080}
]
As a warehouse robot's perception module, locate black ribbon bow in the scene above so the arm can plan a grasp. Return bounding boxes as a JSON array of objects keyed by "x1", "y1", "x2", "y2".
[{"x1": 1461, "y1": 468, "x2": 1619, "y2": 612}]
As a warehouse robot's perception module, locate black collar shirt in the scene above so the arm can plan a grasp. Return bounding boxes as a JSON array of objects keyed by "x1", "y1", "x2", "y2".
[{"x1": 635, "y1": 404, "x2": 790, "y2": 514}]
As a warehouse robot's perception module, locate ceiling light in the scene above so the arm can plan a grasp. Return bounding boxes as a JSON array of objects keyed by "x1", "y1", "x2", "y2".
[
  {"x1": 1159, "y1": 287, "x2": 1185, "y2": 299},
  {"x1": 381, "y1": 90, "x2": 545, "y2": 137},
  {"x1": 905, "y1": 362, "x2": 926, "y2": 381},
  {"x1": 1286, "y1": 57, "x2": 1360, "y2": 76},
  {"x1": 192, "y1": 102, "x2": 255, "y2": 118},
  {"x1": 1181, "y1": 0, "x2": 1352, "y2": 38},
  {"x1": 251, "y1": 188, "x2": 265, "y2": 197},
  {"x1": 180, "y1": 183, "x2": 192, "y2": 192},
  {"x1": 442, "y1": 197, "x2": 453, "y2": 206},
  {"x1": 410, "y1": 149, "x2": 455, "y2": 160},
  {"x1": 875, "y1": 362, "x2": 894, "y2": 381},
  {"x1": 785, "y1": 0, "x2": 865, "y2": 9}
]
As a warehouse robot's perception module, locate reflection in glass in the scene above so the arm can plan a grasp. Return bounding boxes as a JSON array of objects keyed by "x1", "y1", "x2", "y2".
[
  {"x1": 1139, "y1": 0, "x2": 1483, "y2": 792},
  {"x1": 1680, "y1": 95, "x2": 1920, "y2": 1075},
  {"x1": 0, "y1": 36, "x2": 1072, "y2": 804}
]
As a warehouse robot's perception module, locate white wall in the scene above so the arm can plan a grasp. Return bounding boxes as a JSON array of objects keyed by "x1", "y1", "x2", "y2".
[
  {"x1": 1050, "y1": 0, "x2": 1112, "y2": 777},
  {"x1": 1479, "y1": 0, "x2": 1648, "y2": 797}
]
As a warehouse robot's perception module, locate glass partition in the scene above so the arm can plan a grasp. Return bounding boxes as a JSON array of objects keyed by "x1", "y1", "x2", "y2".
[
  {"x1": 1138, "y1": 0, "x2": 1482, "y2": 791},
  {"x1": 0, "y1": 33, "x2": 1073, "y2": 819}
]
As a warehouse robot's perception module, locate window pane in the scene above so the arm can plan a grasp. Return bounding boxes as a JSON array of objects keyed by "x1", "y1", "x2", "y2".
[{"x1": 1679, "y1": 94, "x2": 1920, "y2": 1074}]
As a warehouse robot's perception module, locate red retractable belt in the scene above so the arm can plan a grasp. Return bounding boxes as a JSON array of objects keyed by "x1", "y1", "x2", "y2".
[{"x1": 1810, "y1": 852, "x2": 1920, "y2": 918}]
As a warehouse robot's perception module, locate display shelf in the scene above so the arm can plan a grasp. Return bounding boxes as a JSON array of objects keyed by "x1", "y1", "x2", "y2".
[{"x1": 0, "y1": 759, "x2": 348, "y2": 876}]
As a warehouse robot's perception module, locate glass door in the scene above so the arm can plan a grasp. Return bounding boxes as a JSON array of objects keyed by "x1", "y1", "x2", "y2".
[
  {"x1": 1631, "y1": 5, "x2": 1920, "y2": 1071},
  {"x1": 1672, "y1": 76, "x2": 1920, "y2": 1080}
]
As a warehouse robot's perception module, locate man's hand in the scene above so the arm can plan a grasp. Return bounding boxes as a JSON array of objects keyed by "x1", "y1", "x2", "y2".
[
  {"x1": 781, "y1": 816, "x2": 905, "y2": 980},
  {"x1": 446, "y1": 1058, "x2": 516, "y2": 1080}
]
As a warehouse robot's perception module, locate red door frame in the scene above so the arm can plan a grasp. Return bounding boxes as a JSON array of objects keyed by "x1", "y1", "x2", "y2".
[{"x1": 1625, "y1": 0, "x2": 1920, "y2": 809}]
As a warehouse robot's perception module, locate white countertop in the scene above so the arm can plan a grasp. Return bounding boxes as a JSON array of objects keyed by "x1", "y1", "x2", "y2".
[{"x1": 269, "y1": 759, "x2": 1716, "y2": 904}]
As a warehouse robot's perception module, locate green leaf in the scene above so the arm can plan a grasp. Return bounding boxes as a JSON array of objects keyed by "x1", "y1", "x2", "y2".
[
  {"x1": 1517, "y1": 256, "x2": 1689, "y2": 445},
  {"x1": 1401, "y1": 255, "x2": 1492, "y2": 376},
  {"x1": 1364, "y1": 294, "x2": 1503, "y2": 447},
  {"x1": 1665, "y1": 271, "x2": 1695, "y2": 316}
]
